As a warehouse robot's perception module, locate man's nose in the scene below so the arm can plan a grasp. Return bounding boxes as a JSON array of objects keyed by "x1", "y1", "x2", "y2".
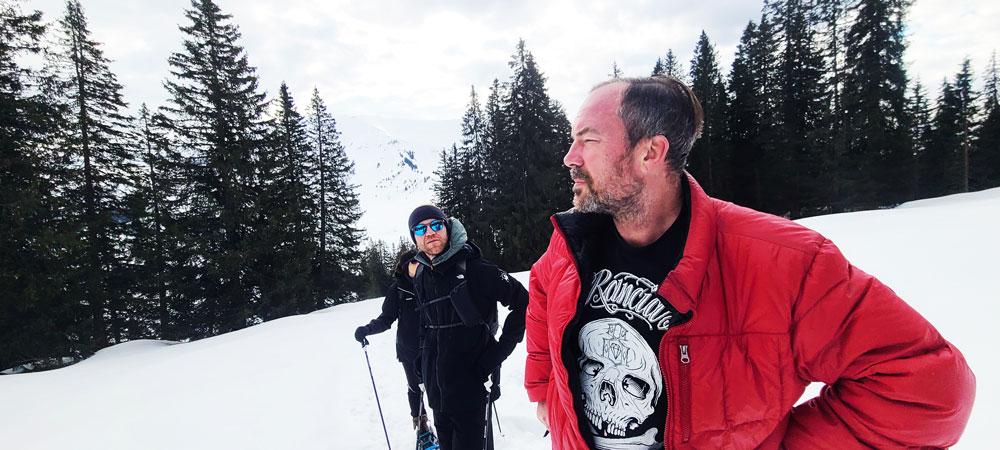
[{"x1": 564, "y1": 140, "x2": 582, "y2": 168}]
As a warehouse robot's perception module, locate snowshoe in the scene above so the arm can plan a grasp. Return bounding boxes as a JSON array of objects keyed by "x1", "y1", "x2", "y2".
[{"x1": 416, "y1": 429, "x2": 439, "y2": 450}]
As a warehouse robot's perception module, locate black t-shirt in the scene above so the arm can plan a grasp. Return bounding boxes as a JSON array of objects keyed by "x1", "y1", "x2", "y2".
[{"x1": 565, "y1": 182, "x2": 692, "y2": 450}]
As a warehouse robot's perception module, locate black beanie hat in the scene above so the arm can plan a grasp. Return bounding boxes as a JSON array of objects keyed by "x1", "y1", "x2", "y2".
[{"x1": 408, "y1": 205, "x2": 447, "y2": 241}]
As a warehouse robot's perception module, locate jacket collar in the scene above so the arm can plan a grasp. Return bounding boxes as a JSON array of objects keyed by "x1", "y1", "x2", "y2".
[
  {"x1": 551, "y1": 173, "x2": 717, "y2": 313},
  {"x1": 656, "y1": 173, "x2": 717, "y2": 312}
]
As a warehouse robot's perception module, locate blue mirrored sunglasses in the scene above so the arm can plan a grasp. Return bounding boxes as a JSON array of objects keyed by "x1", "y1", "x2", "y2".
[{"x1": 412, "y1": 219, "x2": 446, "y2": 237}]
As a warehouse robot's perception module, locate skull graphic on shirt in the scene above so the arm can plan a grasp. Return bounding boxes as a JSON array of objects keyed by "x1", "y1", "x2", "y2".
[{"x1": 578, "y1": 318, "x2": 663, "y2": 442}]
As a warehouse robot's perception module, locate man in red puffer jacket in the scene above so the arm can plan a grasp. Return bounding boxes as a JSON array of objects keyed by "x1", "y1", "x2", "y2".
[{"x1": 524, "y1": 76, "x2": 975, "y2": 449}]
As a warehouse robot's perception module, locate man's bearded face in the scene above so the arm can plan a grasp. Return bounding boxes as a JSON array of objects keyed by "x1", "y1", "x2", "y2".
[{"x1": 571, "y1": 152, "x2": 643, "y2": 219}]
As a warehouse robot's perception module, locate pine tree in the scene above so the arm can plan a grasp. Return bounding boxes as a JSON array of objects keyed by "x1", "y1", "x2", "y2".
[
  {"x1": 919, "y1": 79, "x2": 957, "y2": 198},
  {"x1": 253, "y1": 83, "x2": 317, "y2": 319},
  {"x1": 489, "y1": 40, "x2": 571, "y2": 270},
  {"x1": 0, "y1": 1, "x2": 76, "y2": 369},
  {"x1": 478, "y1": 79, "x2": 506, "y2": 259},
  {"x1": 687, "y1": 31, "x2": 729, "y2": 198},
  {"x1": 749, "y1": 12, "x2": 783, "y2": 215},
  {"x1": 124, "y1": 104, "x2": 189, "y2": 339},
  {"x1": 438, "y1": 86, "x2": 494, "y2": 254},
  {"x1": 610, "y1": 61, "x2": 623, "y2": 79},
  {"x1": 459, "y1": 87, "x2": 488, "y2": 216},
  {"x1": 434, "y1": 144, "x2": 461, "y2": 214},
  {"x1": 163, "y1": 0, "x2": 268, "y2": 336},
  {"x1": 816, "y1": 0, "x2": 849, "y2": 207},
  {"x1": 907, "y1": 82, "x2": 933, "y2": 199},
  {"x1": 842, "y1": 0, "x2": 913, "y2": 208},
  {"x1": 651, "y1": 52, "x2": 684, "y2": 78},
  {"x1": 972, "y1": 52, "x2": 1000, "y2": 190},
  {"x1": 663, "y1": 49, "x2": 685, "y2": 81},
  {"x1": 922, "y1": 61, "x2": 979, "y2": 197},
  {"x1": 773, "y1": 0, "x2": 829, "y2": 216},
  {"x1": 307, "y1": 88, "x2": 363, "y2": 306},
  {"x1": 955, "y1": 58, "x2": 979, "y2": 192},
  {"x1": 725, "y1": 21, "x2": 767, "y2": 210},
  {"x1": 128, "y1": 105, "x2": 167, "y2": 337},
  {"x1": 952, "y1": 61, "x2": 978, "y2": 193},
  {"x1": 53, "y1": 0, "x2": 137, "y2": 348},
  {"x1": 651, "y1": 58, "x2": 664, "y2": 76},
  {"x1": 360, "y1": 239, "x2": 393, "y2": 298}
]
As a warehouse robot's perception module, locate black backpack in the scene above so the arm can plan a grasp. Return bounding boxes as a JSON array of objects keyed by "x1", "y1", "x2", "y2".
[{"x1": 414, "y1": 259, "x2": 499, "y2": 335}]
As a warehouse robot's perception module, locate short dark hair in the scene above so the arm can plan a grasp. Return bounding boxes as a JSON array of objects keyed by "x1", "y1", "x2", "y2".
[{"x1": 594, "y1": 76, "x2": 704, "y2": 173}]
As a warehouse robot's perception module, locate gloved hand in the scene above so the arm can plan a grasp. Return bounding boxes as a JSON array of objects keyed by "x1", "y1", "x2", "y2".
[
  {"x1": 354, "y1": 326, "x2": 370, "y2": 346},
  {"x1": 489, "y1": 383, "x2": 501, "y2": 402},
  {"x1": 477, "y1": 342, "x2": 502, "y2": 380}
]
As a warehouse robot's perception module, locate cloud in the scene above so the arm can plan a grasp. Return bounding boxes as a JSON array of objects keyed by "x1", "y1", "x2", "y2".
[
  {"x1": 27, "y1": 0, "x2": 1000, "y2": 124},
  {"x1": 908, "y1": 0, "x2": 1000, "y2": 89}
]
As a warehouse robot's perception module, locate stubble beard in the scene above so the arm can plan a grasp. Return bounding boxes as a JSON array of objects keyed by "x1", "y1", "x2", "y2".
[
  {"x1": 419, "y1": 237, "x2": 446, "y2": 258},
  {"x1": 571, "y1": 166, "x2": 644, "y2": 221}
]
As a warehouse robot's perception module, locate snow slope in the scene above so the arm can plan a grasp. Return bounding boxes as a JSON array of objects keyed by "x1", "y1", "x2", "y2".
[{"x1": 1, "y1": 188, "x2": 997, "y2": 449}]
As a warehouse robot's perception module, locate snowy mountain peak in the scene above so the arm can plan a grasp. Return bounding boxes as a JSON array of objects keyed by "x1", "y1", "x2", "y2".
[{"x1": 335, "y1": 115, "x2": 457, "y2": 243}]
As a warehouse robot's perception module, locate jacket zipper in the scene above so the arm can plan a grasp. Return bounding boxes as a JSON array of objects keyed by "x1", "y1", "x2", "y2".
[
  {"x1": 679, "y1": 340, "x2": 692, "y2": 443},
  {"x1": 660, "y1": 319, "x2": 692, "y2": 449}
]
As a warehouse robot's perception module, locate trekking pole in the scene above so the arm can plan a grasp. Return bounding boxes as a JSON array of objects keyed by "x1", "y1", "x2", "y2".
[
  {"x1": 363, "y1": 345, "x2": 392, "y2": 450},
  {"x1": 492, "y1": 401, "x2": 503, "y2": 436},
  {"x1": 482, "y1": 389, "x2": 494, "y2": 450}
]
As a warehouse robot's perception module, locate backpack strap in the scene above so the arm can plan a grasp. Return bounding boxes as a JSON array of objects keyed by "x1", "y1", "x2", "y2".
[{"x1": 415, "y1": 258, "x2": 493, "y2": 329}]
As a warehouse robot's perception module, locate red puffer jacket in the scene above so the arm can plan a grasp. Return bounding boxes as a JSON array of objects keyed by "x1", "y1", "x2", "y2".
[{"x1": 525, "y1": 175, "x2": 975, "y2": 449}]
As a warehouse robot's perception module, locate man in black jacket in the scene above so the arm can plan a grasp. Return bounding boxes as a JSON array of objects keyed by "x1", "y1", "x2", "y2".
[
  {"x1": 354, "y1": 248, "x2": 431, "y2": 432},
  {"x1": 407, "y1": 205, "x2": 528, "y2": 450}
]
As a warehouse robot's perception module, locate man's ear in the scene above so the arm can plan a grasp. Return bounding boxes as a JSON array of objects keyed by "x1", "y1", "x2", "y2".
[{"x1": 640, "y1": 135, "x2": 670, "y2": 170}]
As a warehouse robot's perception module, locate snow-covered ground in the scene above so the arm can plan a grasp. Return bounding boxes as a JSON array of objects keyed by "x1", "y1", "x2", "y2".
[{"x1": 1, "y1": 188, "x2": 997, "y2": 449}]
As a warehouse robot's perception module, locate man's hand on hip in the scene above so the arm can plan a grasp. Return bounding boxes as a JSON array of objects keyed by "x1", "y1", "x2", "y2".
[{"x1": 536, "y1": 401, "x2": 549, "y2": 429}]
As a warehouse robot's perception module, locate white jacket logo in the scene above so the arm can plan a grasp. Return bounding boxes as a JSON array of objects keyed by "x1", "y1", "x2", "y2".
[{"x1": 585, "y1": 269, "x2": 673, "y2": 331}]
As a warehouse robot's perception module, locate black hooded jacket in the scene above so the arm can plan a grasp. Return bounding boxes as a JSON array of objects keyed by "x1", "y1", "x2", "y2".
[
  {"x1": 360, "y1": 269, "x2": 421, "y2": 363},
  {"x1": 412, "y1": 218, "x2": 528, "y2": 413}
]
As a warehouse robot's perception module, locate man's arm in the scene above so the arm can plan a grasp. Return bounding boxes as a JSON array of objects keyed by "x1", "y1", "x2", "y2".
[
  {"x1": 524, "y1": 251, "x2": 554, "y2": 404},
  {"x1": 474, "y1": 262, "x2": 528, "y2": 374},
  {"x1": 364, "y1": 282, "x2": 401, "y2": 334},
  {"x1": 783, "y1": 239, "x2": 976, "y2": 448}
]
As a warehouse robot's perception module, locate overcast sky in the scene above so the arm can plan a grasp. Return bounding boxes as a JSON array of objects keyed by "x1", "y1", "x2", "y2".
[{"x1": 25, "y1": 0, "x2": 1000, "y2": 124}]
